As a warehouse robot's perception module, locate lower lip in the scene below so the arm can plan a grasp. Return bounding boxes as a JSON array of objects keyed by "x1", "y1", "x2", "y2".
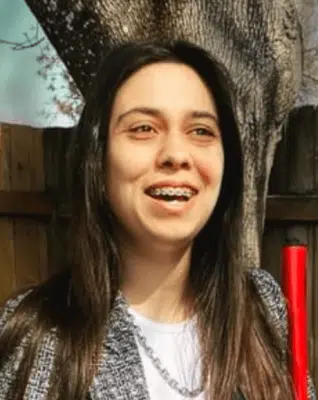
[{"x1": 146, "y1": 194, "x2": 197, "y2": 215}]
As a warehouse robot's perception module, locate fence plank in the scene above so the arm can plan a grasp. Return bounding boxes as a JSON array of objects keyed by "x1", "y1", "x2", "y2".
[
  {"x1": 0, "y1": 219, "x2": 15, "y2": 304},
  {"x1": 0, "y1": 124, "x2": 12, "y2": 191},
  {"x1": 10, "y1": 126, "x2": 48, "y2": 291},
  {"x1": 0, "y1": 125, "x2": 15, "y2": 303},
  {"x1": 14, "y1": 221, "x2": 47, "y2": 288}
]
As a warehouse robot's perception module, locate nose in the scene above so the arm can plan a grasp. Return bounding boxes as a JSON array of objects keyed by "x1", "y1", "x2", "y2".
[{"x1": 156, "y1": 133, "x2": 191, "y2": 171}]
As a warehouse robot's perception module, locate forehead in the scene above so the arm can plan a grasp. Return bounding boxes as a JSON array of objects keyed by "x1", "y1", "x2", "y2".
[{"x1": 111, "y1": 62, "x2": 217, "y2": 116}]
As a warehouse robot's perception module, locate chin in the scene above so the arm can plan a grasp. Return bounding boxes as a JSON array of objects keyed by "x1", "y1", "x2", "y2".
[{"x1": 145, "y1": 225, "x2": 202, "y2": 247}]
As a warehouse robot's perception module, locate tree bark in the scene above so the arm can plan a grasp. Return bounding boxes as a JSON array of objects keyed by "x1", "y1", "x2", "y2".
[{"x1": 24, "y1": 0, "x2": 304, "y2": 268}]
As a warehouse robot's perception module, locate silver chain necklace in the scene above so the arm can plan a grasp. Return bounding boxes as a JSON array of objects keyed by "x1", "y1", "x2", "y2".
[{"x1": 121, "y1": 294, "x2": 204, "y2": 398}]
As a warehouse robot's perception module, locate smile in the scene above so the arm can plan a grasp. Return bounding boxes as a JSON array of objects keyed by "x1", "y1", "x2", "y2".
[
  {"x1": 144, "y1": 184, "x2": 198, "y2": 215},
  {"x1": 145, "y1": 184, "x2": 198, "y2": 204},
  {"x1": 145, "y1": 186, "x2": 198, "y2": 202}
]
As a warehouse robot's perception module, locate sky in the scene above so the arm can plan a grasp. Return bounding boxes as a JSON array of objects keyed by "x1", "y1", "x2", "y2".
[{"x1": 0, "y1": 0, "x2": 83, "y2": 128}]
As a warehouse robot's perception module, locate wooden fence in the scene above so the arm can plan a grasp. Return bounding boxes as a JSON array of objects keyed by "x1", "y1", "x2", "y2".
[
  {"x1": 263, "y1": 107, "x2": 318, "y2": 388},
  {"x1": 0, "y1": 107, "x2": 317, "y2": 389},
  {"x1": 0, "y1": 124, "x2": 48, "y2": 301}
]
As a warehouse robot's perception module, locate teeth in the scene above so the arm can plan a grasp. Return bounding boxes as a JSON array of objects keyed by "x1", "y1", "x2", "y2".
[
  {"x1": 149, "y1": 187, "x2": 194, "y2": 198},
  {"x1": 167, "y1": 188, "x2": 174, "y2": 196}
]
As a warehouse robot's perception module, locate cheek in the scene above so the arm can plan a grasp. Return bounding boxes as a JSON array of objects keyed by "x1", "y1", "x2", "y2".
[
  {"x1": 105, "y1": 145, "x2": 154, "y2": 194},
  {"x1": 196, "y1": 146, "x2": 224, "y2": 187}
]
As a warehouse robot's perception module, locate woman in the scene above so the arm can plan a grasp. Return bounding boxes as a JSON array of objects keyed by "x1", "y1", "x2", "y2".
[{"x1": 0, "y1": 40, "x2": 315, "y2": 400}]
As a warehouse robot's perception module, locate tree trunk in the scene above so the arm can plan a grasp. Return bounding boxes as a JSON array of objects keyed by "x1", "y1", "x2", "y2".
[{"x1": 25, "y1": 0, "x2": 305, "y2": 267}]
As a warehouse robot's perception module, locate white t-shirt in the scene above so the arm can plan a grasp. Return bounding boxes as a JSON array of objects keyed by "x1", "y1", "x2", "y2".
[{"x1": 128, "y1": 308, "x2": 205, "y2": 400}]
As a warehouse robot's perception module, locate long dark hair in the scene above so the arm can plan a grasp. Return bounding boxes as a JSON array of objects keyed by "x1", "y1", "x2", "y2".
[{"x1": 0, "y1": 40, "x2": 292, "y2": 399}]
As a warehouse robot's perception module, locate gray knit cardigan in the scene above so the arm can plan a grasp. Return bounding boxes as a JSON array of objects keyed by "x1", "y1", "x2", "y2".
[{"x1": 0, "y1": 268, "x2": 316, "y2": 399}]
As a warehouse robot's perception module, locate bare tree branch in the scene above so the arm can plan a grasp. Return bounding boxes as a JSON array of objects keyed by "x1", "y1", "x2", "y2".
[
  {"x1": 0, "y1": 23, "x2": 45, "y2": 50},
  {"x1": 0, "y1": 37, "x2": 45, "y2": 50}
]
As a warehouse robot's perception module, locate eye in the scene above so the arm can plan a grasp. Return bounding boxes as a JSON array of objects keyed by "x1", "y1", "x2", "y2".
[
  {"x1": 127, "y1": 124, "x2": 158, "y2": 140},
  {"x1": 129, "y1": 124, "x2": 155, "y2": 133},
  {"x1": 190, "y1": 126, "x2": 219, "y2": 140},
  {"x1": 193, "y1": 127, "x2": 214, "y2": 136}
]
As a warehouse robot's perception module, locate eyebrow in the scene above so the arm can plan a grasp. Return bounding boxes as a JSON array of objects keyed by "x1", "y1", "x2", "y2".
[
  {"x1": 116, "y1": 107, "x2": 161, "y2": 125},
  {"x1": 115, "y1": 107, "x2": 219, "y2": 126},
  {"x1": 190, "y1": 110, "x2": 219, "y2": 124}
]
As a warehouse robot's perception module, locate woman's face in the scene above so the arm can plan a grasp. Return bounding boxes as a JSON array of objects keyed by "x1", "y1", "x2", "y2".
[{"x1": 105, "y1": 62, "x2": 224, "y2": 248}]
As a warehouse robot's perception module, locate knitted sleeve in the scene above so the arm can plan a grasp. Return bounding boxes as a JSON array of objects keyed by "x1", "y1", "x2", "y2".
[
  {"x1": 0, "y1": 293, "x2": 30, "y2": 399},
  {"x1": 0, "y1": 291, "x2": 56, "y2": 400},
  {"x1": 248, "y1": 268, "x2": 316, "y2": 400}
]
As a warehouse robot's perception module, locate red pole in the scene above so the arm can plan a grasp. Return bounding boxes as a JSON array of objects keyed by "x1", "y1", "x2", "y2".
[{"x1": 282, "y1": 243, "x2": 308, "y2": 400}]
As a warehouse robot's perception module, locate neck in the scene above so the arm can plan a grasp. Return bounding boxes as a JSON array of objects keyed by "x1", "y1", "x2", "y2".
[{"x1": 119, "y1": 240, "x2": 193, "y2": 323}]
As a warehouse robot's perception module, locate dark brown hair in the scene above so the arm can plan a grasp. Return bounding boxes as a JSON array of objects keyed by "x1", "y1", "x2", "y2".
[{"x1": 0, "y1": 40, "x2": 292, "y2": 399}]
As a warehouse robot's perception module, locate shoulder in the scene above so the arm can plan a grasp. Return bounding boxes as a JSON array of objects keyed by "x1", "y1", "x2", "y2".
[
  {"x1": 246, "y1": 268, "x2": 287, "y2": 338},
  {"x1": 0, "y1": 290, "x2": 32, "y2": 330},
  {"x1": 247, "y1": 268, "x2": 316, "y2": 399},
  {"x1": 0, "y1": 290, "x2": 57, "y2": 399},
  {"x1": 0, "y1": 291, "x2": 33, "y2": 397}
]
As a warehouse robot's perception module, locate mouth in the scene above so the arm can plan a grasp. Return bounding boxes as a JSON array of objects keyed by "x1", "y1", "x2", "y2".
[{"x1": 145, "y1": 185, "x2": 198, "y2": 202}]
